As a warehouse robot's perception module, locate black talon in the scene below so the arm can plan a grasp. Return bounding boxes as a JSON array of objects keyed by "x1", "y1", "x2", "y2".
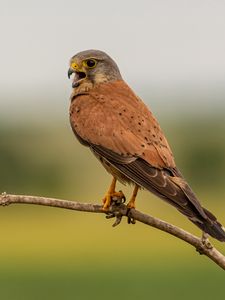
[
  {"x1": 112, "y1": 214, "x2": 123, "y2": 227},
  {"x1": 119, "y1": 191, "x2": 126, "y2": 203},
  {"x1": 105, "y1": 211, "x2": 123, "y2": 227}
]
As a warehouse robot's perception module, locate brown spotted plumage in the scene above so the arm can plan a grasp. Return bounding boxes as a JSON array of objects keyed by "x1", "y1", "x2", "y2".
[{"x1": 68, "y1": 49, "x2": 225, "y2": 241}]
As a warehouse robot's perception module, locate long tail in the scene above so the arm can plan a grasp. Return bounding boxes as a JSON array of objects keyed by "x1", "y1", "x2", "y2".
[{"x1": 189, "y1": 207, "x2": 225, "y2": 242}]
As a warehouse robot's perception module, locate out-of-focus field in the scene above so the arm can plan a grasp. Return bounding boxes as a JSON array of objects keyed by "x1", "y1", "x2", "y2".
[{"x1": 0, "y1": 115, "x2": 225, "y2": 299}]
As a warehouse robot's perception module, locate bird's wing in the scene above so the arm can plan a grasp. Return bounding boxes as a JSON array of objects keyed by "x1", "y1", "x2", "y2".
[
  {"x1": 91, "y1": 144, "x2": 225, "y2": 242},
  {"x1": 91, "y1": 144, "x2": 207, "y2": 219},
  {"x1": 70, "y1": 80, "x2": 206, "y2": 218}
]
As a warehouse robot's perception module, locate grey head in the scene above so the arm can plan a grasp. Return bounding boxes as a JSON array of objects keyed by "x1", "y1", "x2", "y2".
[{"x1": 68, "y1": 49, "x2": 122, "y2": 89}]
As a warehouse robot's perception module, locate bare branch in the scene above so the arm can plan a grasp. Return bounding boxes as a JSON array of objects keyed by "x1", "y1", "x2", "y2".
[{"x1": 0, "y1": 192, "x2": 225, "y2": 270}]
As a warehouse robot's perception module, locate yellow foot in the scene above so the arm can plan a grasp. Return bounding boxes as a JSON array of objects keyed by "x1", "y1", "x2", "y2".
[
  {"x1": 127, "y1": 197, "x2": 136, "y2": 209},
  {"x1": 127, "y1": 185, "x2": 139, "y2": 209},
  {"x1": 102, "y1": 191, "x2": 125, "y2": 211}
]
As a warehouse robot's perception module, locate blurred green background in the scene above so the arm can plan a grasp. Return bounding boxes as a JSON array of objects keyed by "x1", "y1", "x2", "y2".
[
  {"x1": 1, "y1": 1, "x2": 225, "y2": 299},
  {"x1": 0, "y1": 105, "x2": 225, "y2": 300}
]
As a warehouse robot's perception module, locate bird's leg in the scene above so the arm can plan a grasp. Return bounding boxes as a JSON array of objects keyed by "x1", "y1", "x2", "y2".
[
  {"x1": 127, "y1": 184, "x2": 139, "y2": 209},
  {"x1": 102, "y1": 177, "x2": 125, "y2": 210},
  {"x1": 125, "y1": 185, "x2": 139, "y2": 225}
]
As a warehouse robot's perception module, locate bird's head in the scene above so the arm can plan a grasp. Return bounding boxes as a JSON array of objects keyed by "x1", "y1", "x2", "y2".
[{"x1": 68, "y1": 50, "x2": 122, "y2": 91}]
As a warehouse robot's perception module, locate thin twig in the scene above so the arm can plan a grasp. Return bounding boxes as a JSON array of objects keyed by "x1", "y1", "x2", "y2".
[{"x1": 0, "y1": 192, "x2": 225, "y2": 270}]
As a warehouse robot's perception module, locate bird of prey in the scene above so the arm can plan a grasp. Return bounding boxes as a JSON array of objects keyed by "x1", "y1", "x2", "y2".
[{"x1": 68, "y1": 49, "x2": 225, "y2": 242}]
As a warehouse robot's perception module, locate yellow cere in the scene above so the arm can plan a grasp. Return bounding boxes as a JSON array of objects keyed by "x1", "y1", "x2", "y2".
[{"x1": 71, "y1": 62, "x2": 78, "y2": 70}]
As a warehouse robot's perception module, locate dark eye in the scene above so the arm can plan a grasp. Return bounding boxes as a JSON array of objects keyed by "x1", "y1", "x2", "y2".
[{"x1": 85, "y1": 59, "x2": 97, "y2": 68}]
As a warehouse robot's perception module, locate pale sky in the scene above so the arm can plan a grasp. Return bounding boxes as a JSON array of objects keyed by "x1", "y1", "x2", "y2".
[{"x1": 1, "y1": 0, "x2": 225, "y2": 121}]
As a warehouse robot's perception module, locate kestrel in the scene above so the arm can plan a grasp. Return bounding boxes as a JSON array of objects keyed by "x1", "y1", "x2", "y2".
[{"x1": 68, "y1": 49, "x2": 225, "y2": 242}]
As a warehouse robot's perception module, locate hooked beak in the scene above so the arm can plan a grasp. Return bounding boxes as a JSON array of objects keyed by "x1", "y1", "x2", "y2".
[
  {"x1": 68, "y1": 68, "x2": 87, "y2": 88},
  {"x1": 68, "y1": 68, "x2": 74, "y2": 79}
]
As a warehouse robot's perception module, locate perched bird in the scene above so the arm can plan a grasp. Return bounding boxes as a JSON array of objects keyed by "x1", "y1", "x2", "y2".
[{"x1": 68, "y1": 49, "x2": 225, "y2": 242}]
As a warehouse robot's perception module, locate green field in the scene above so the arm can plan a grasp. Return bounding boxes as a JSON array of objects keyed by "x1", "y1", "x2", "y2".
[{"x1": 0, "y1": 263, "x2": 224, "y2": 300}]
